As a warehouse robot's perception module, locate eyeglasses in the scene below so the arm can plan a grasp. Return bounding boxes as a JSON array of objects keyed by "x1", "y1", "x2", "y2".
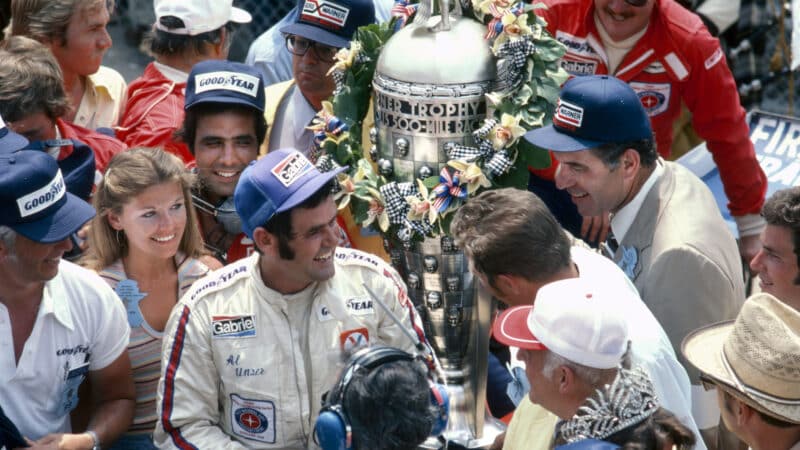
[
  {"x1": 624, "y1": 0, "x2": 648, "y2": 6},
  {"x1": 286, "y1": 35, "x2": 339, "y2": 63}
]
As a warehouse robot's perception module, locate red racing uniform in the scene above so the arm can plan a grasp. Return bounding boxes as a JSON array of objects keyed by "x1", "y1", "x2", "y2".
[
  {"x1": 115, "y1": 63, "x2": 194, "y2": 166},
  {"x1": 58, "y1": 118, "x2": 126, "y2": 174},
  {"x1": 536, "y1": 0, "x2": 766, "y2": 217}
]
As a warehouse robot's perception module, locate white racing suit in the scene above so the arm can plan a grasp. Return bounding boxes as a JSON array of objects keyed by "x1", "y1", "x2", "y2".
[{"x1": 155, "y1": 249, "x2": 428, "y2": 449}]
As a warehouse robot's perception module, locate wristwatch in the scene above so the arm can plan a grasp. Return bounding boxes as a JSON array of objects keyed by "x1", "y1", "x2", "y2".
[{"x1": 86, "y1": 430, "x2": 101, "y2": 450}]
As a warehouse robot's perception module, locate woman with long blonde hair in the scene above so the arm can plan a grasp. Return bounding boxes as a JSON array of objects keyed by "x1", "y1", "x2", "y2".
[{"x1": 81, "y1": 147, "x2": 221, "y2": 449}]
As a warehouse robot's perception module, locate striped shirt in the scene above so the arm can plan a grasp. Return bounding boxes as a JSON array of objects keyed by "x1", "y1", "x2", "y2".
[{"x1": 98, "y1": 254, "x2": 211, "y2": 434}]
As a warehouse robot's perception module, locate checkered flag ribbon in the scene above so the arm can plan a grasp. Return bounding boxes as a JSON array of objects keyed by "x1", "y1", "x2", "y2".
[
  {"x1": 446, "y1": 143, "x2": 483, "y2": 162},
  {"x1": 486, "y1": 149, "x2": 514, "y2": 177},
  {"x1": 495, "y1": 36, "x2": 536, "y2": 93},
  {"x1": 315, "y1": 154, "x2": 343, "y2": 173},
  {"x1": 402, "y1": 217, "x2": 433, "y2": 239},
  {"x1": 380, "y1": 181, "x2": 417, "y2": 224},
  {"x1": 331, "y1": 70, "x2": 345, "y2": 96}
]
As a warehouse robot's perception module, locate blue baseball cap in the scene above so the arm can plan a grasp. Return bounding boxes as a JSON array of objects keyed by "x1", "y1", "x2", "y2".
[
  {"x1": 185, "y1": 60, "x2": 266, "y2": 112},
  {"x1": 234, "y1": 148, "x2": 347, "y2": 238},
  {"x1": 524, "y1": 75, "x2": 653, "y2": 152},
  {"x1": 280, "y1": 0, "x2": 376, "y2": 49},
  {"x1": 0, "y1": 150, "x2": 95, "y2": 243},
  {"x1": 0, "y1": 114, "x2": 29, "y2": 154}
]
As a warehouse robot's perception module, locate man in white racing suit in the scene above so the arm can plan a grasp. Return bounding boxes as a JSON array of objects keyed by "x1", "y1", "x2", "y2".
[{"x1": 155, "y1": 148, "x2": 429, "y2": 449}]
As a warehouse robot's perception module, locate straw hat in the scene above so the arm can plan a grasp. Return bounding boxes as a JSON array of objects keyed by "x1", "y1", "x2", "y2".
[{"x1": 682, "y1": 293, "x2": 800, "y2": 424}]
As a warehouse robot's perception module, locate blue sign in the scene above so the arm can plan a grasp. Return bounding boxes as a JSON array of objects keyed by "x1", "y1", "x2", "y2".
[{"x1": 677, "y1": 110, "x2": 800, "y2": 237}]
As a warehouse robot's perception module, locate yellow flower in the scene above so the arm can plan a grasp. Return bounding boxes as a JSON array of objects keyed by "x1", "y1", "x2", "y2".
[
  {"x1": 448, "y1": 160, "x2": 491, "y2": 194},
  {"x1": 474, "y1": 0, "x2": 513, "y2": 15},
  {"x1": 327, "y1": 41, "x2": 362, "y2": 75},
  {"x1": 334, "y1": 175, "x2": 356, "y2": 210},
  {"x1": 501, "y1": 10, "x2": 531, "y2": 38},
  {"x1": 362, "y1": 187, "x2": 389, "y2": 232},
  {"x1": 405, "y1": 179, "x2": 438, "y2": 224},
  {"x1": 489, "y1": 113, "x2": 526, "y2": 150}
]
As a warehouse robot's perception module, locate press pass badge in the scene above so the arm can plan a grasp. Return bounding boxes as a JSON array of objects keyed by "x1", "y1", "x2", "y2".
[{"x1": 57, "y1": 356, "x2": 90, "y2": 415}]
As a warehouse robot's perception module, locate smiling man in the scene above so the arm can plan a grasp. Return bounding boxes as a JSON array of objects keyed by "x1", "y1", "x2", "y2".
[
  {"x1": 749, "y1": 188, "x2": 800, "y2": 311},
  {"x1": 155, "y1": 148, "x2": 429, "y2": 449},
  {"x1": 178, "y1": 60, "x2": 267, "y2": 264},
  {"x1": 525, "y1": 74, "x2": 745, "y2": 450},
  {"x1": 0, "y1": 137, "x2": 134, "y2": 449},
  {"x1": 534, "y1": 0, "x2": 767, "y2": 264}
]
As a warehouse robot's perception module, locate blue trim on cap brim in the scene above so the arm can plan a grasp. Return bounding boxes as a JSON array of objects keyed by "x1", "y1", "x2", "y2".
[
  {"x1": 275, "y1": 165, "x2": 349, "y2": 216},
  {"x1": 523, "y1": 125, "x2": 606, "y2": 153},
  {"x1": 11, "y1": 193, "x2": 95, "y2": 243},
  {"x1": 280, "y1": 22, "x2": 350, "y2": 49}
]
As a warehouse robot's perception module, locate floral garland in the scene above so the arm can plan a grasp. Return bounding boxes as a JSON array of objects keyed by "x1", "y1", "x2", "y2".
[{"x1": 309, "y1": 0, "x2": 568, "y2": 244}]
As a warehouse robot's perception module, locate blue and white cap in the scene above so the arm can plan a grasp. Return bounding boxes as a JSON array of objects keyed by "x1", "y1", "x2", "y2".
[
  {"x1": 185, "y1": 60, "x2": 266, "y2": 112},
  {"x1": 0, "y1": 150, "x2": 95, "y2": 243}
]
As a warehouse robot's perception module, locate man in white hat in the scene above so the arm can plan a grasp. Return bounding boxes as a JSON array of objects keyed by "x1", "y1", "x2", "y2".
[{"x1": 683, "y1": 293, "x2": 800, "y2": 450}]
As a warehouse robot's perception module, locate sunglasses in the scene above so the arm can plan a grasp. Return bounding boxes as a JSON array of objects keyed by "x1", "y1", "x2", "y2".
[{"x1": 285, "y1": 35, "x2": 339, "y2": 63}]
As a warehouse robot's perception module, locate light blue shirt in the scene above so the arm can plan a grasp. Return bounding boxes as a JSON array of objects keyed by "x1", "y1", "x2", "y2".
[{"x1": 245, "y1": 0, "x2": 394, "y2": 85}]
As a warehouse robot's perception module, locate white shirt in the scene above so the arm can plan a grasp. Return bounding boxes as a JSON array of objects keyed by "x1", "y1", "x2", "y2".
[
  {"x1": 269, "y1": 85, "x2": 318, "y2": 155},
  {"x1": 505, "y1": 246, "x2": 706, "y2": 450},
  {"x1": 0, "y1": 260, "x2": 130, "y2": 440},
  {"x1": 610, "y1": 159, "x2": 664, "y2": 242}
]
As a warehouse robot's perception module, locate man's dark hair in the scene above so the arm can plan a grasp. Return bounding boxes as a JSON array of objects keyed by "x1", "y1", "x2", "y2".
[
  {"x1": 762, "y1": 187, "x2": 800, "y2": 284},
  {"x1": 451, "y1": 188, "x2": 572, "y2": 288},
  {"x1": 338, "y1": 358, "x2": 436, "y2": 450},
  {"x1": 263, "y1": 180, "x2": 336, "y2": 260},
  {"x1": 144, "y1": 17, "x2": 235, "y2": 57},
  {"x1": 177, "y1": 102, "x2": 267, "y2": 154},
  {"x1": 591, "y1": 139, "x2": 658, "y2": 169}
]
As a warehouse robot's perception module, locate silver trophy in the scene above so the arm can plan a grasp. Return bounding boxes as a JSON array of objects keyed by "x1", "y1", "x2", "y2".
[{"x1": 372, "y1": 2, "x2": 504, "y2": 447}]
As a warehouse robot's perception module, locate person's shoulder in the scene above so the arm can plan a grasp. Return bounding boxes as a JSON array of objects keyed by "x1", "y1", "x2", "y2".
[
  {"x1": 654, "y1": 0, "x2": 712, "y2": 40},
  {"x1": 56, "y1": 259, "x2": 119, "y2": 303},
  {"x1": 333, "y1": 247, "x2": 393, "y2": 274},
  {"x1": 265, "y1": 79, "x2": 295, "y2": 96},
  {"x1": 179, "y1": 255, "x2": 254, "y2": 307}
]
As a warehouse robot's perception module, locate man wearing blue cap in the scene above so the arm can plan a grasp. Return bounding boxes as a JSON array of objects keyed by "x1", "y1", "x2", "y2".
[
  {"x1": 156, "y1": 148, "x2": 431, "y2": 449},
  {"x1": 262, "y1": 0, "x2": 376, "y2": 155},
  {"x1": 524, "y1": 74, "x2": 744, "y2": 447},
  {"x1": 0, "y1": 132, "x2": 134, "y2": 449}
]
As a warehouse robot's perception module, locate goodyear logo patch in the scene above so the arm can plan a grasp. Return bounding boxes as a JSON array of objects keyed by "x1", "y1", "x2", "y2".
[
  {"x1": 271, "y1": 151, "x2": 313, "y2": 187},
  {"x1": 17, "y1": 170, "x2": 65, "y2": 218},
  {"x1": 301, "y1": 0, "x2": 350, "y2": 30},
  {"x1": 212, "y1": 315, "x2": 256, "y2": 338},
  {"x1": 194, "y1": 71, "x2": 260, "y2": 98},
  {"x1": 346, "y1": 296, "x2": 374, "y2": 316},
  {"x1": 554, "y1": 99, "x2": 584, "y2": 129}
]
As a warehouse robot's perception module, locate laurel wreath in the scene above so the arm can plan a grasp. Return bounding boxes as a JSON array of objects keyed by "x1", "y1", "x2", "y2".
[{"x1": 309, "y1": 0, "x2": 568, "y2": 244}]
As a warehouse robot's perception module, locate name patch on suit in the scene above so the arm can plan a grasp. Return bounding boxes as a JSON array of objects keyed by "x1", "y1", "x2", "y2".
[{"x1": 212, "y1": 315, "x2": 256, "y2": 338}]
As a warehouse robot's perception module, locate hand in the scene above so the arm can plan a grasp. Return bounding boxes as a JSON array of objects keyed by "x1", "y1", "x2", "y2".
[
  {"x1": 76, "y1": 223, "x2": 91, "y2": 252},
  {"x1": 738, "y1": 234, "x2": 761, "y2": 274},
  {"x1": 25, "y1": 432, "x2": 94, "y2": 450},
  {"x1": 580, "y1": 213, "x2": 610, "y2": 245}
]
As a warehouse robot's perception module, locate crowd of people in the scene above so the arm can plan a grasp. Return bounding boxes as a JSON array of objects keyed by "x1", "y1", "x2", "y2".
[{"x1": 0, "y1": 0, "x2": 797, "y2": 449}]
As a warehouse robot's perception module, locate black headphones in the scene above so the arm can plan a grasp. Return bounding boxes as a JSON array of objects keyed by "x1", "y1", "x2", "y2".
[{"x1": 314, "y1": 346, "x2": 449, "y2": 450}]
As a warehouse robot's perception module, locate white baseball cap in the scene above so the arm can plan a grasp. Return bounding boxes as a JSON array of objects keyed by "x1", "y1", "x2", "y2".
[
  {"x1": 492, "y1": 278, "x2": 629, "y2": 369},
  {"x1": 154, "y1": 0, "x2": 252, "y2": 36}
]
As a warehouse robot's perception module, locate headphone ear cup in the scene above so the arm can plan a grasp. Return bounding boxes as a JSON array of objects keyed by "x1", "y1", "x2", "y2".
[
  {"x1": 315, "y1": 406, "x2": 352, "y2": 450},
  {"x1": 429, "y1": 382, "x2": 450, "y2": 437}
]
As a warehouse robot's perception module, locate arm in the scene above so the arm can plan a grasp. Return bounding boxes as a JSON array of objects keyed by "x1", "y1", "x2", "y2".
[
  {"x1": 154, "y1": 305, "x2": 248, "y2": 450},
  {"x1": 643, "y1": 246, "x2": 743, "y2": 439},
  {"x1": 85, "y1": 352, "x2": 136, "y2": 446}
]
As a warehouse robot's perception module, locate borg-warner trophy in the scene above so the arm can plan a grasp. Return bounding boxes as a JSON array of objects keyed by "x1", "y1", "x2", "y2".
[{"x1": 371, "y1": 3, "x2": 505, "y2": 448}]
